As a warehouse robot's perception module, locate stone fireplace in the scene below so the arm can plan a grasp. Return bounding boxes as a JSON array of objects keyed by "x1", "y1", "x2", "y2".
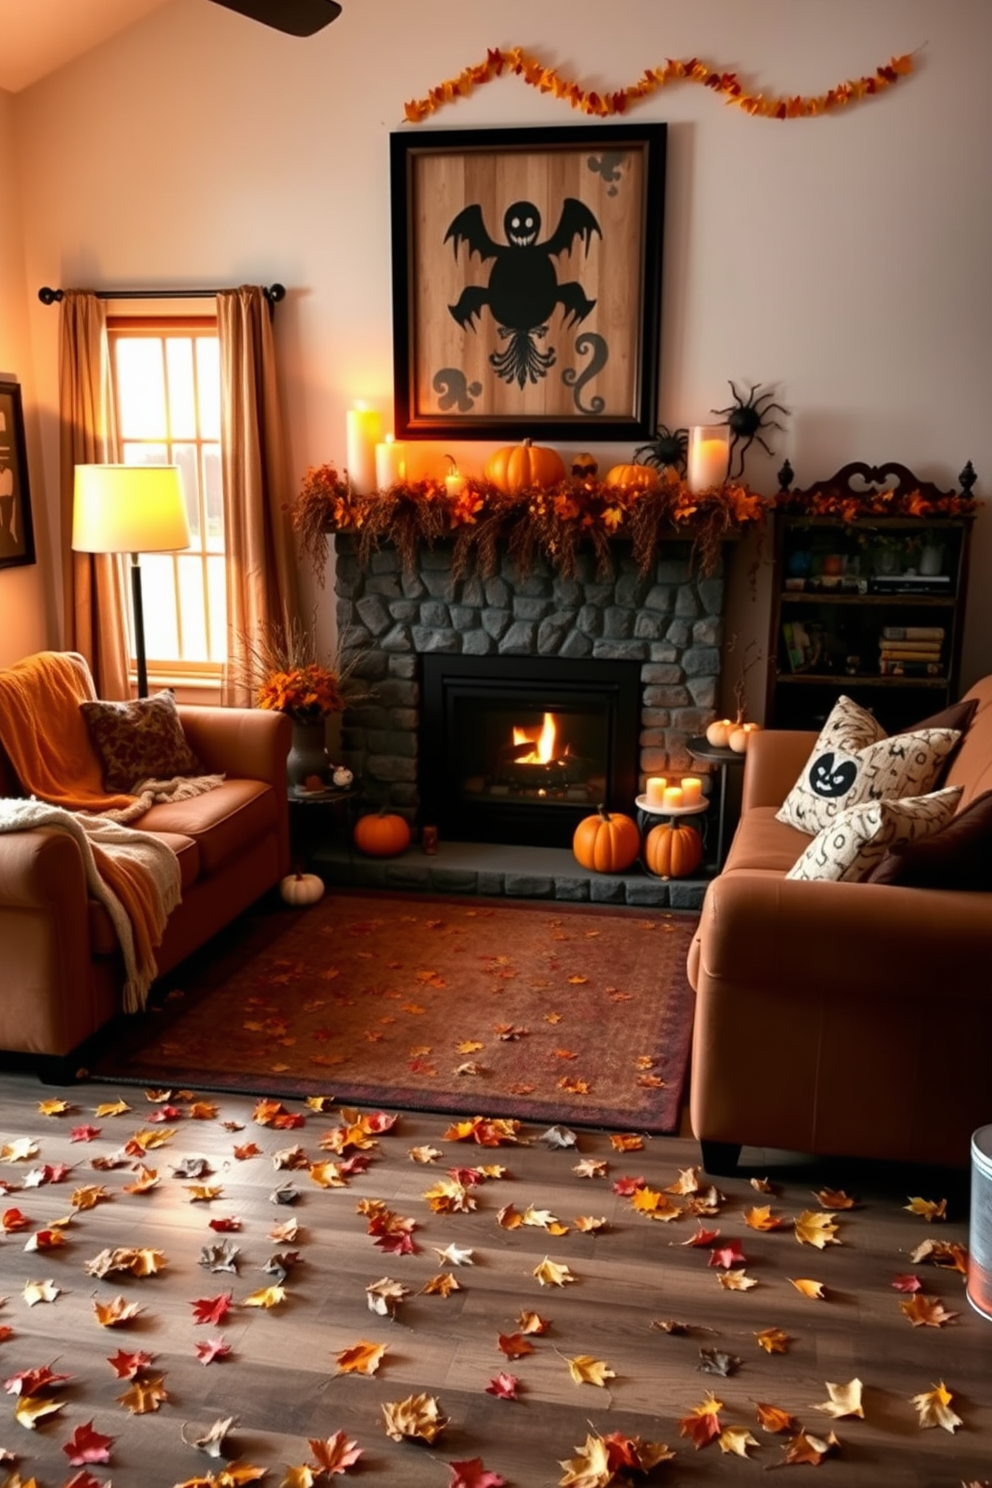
[{"x1": 334, "y1": 533, "x2": 725, "y2": 837}]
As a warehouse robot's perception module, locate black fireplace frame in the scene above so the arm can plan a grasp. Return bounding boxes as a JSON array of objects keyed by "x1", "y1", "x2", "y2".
[{"x1": 420, "y1": 654, "x2": 641, "y2": 847}]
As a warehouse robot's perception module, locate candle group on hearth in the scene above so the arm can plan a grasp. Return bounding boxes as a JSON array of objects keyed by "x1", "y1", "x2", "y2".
[{"x1": 646, "y1": 775, "x2": 703, "y2": 808}]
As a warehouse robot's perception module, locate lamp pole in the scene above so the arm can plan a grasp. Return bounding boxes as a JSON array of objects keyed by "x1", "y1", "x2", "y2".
[{"x1": 128, "y1": 553, "x2": 148, "y2": 698}]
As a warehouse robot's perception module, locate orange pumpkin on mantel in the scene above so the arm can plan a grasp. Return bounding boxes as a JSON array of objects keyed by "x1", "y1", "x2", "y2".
[
  {"x1": 484, "y1": 438, "x2": 566, "y2": 495},
  {"x1": 603, "y1": 462, "x2": 662, "y2": 493},
  {"x1": 572, "y1": 805, "x2": 640, "y2": 874},
  {"x1": 354, "y1": 809, "x2": 412, "y2": 858}
]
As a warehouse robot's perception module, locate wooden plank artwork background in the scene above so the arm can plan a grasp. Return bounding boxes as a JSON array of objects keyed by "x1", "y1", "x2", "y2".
[{"x1": 412, "y1": 144, "x2": 646, "y2": 422}]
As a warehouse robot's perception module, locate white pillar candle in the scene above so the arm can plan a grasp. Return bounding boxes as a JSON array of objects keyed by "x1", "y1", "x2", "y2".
[
  {"x1": 645, "y1": 776, "x2": 668, "y2": 806},
  {"x1": 680, "y1": 776, "x2": 702, "y2": 806},
  {"x1": 346, "y1": 405, "x2": 383, "y2": 495},
  {"x1": 663, "y1": 785, "x2": 684, "y2": 809},
  {"x1": 375, "y1": 434, "x2": 406, "y2": 490},
  {"x1": 688, "y1": 425, "x2": 730, "y2": 492},
  {"x1": 445, "y1": 469, "x2": 467, "y2": 499}
]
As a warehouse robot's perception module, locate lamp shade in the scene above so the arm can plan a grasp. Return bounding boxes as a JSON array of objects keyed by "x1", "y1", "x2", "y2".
[{"x1": 72, "y1": 464, "x2": 191, "y2": 554}]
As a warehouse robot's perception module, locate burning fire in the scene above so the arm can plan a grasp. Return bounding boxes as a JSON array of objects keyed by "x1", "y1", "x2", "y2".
[{"x1": 512, "y1": 712, "x2": 560, "y2": 764}]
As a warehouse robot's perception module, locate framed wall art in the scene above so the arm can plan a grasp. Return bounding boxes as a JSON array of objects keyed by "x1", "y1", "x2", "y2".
[
  {"x1": 0, "y1": 379, "x2": 35, "y2": 570},
  {"x1": 389, "y1": 122, "x2": 666, "y2": 441}
]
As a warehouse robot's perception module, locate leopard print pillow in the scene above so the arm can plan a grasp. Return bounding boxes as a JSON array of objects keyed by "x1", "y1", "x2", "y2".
[{"x1": 80, "y1": 690, "x2": 202, "y2": 793}]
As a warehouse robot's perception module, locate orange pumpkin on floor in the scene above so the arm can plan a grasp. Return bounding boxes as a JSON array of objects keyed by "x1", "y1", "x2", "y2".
[
  {"x1": 483, "y1": 438, "x2": 566, "y2": 495},
  {"x1": 354, "y1": 809, "x2": 411, "y2": 858},
  {"x1": 572, "y1": 805, "x2": 640, "y2": 874},
  {"x1": 644, "y1": 821, "x2": 703, "y2": 879}
]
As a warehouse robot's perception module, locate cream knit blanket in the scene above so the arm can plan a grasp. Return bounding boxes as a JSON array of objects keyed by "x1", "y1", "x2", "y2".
[{"x1": 0, "y1": 797, "x2": 182, "y2": 1013}]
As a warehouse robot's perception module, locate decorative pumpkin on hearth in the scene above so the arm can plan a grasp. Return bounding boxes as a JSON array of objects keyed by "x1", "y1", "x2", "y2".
[
  {"x1": 354, "y1": 808, "x2": 411, "y2": 858},
  {"x1": 280, "y1": 870, "x2": 325, "y2": 906},
  {"x1": 644, "y1": 821, "x2": 703, "y2": 879},
  {"x1": 603, "y1": 462, "x2": 662, "y2": 494},
  {"x1": 484, "y1": 438, "x2": 566, "y2": 495},
  {"x1": 572, "y1": 805, "x2": 640, "y2": 874}
]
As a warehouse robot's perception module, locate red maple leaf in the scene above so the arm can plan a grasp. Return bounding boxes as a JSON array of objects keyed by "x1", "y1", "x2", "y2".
[
  {"x1": 62, "y1": 1420, "x2": 113, "y2": 1465},
  {"x1": 612, "y1": 1175, "x2": 646, "y2": 1196},
  {"x1": 190, "y1": 1293, "x2": 233, "y2": 1326},
  {"x1": 69, "y1": 1125, "x2": 101, "y2": 1143},
  {"x1": 497, "y1": 1333, "x2": 534, "y2": 1360},
  {"x1": 208, "y1": 1217, "x2": 242, "y2": 1233},
  {"x1": 447, "y1": 1459, "x2": 506, "y2": 1488},
  {"x1": 708, "y1": 1239, "x2": 746, "y2": 1269},
  {"x1": 485, "y1": 1372, "x2": 519, "y2": 1399},
  {"x1": 106, "y1": 1349, "x2": 154, "y2": 1380},
  {"x1": 4, "y1": 1363, "x2": 72, "y2": 1395},
  {"x1": 195, "y1": 1337, "x2": 232, "y2": 1366}
]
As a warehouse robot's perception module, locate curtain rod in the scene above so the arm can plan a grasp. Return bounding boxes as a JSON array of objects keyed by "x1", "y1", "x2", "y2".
[{"x1": 38, "y1": 283, "x2": 286, "y2": 306}]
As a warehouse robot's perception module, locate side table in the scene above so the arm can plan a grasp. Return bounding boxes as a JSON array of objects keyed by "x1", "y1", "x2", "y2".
[
  {"x1": 686, "y1": 738, "x2": 746, "y2": 870},
  {"x1": 287, "y1": 785, "x2": 357, "y2": 870}
]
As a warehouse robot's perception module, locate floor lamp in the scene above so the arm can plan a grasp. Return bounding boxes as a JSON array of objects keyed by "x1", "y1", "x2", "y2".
[{"x1": 72, "y1": 465, "x2": 191, "y2": 697}]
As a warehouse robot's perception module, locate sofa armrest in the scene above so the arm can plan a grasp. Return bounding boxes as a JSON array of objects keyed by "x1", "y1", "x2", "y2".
[
  {"x1": 693, "y1": 869, "x2": 992, "y2": 1003},
  {"x1": 0, "y1": 827, "x2": 91, "y2": 910},
  {"x1": 740, "y1": 729, "x2": 817, "y2": 813},
  {"x1": 177, "y1": 706, "x2": 292, "y2": 787}
]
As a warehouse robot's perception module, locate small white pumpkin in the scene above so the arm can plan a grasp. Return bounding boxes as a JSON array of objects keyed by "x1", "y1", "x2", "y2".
[
  {"x1": 332, "y1": 766, "x2": 354, "y2": 788},
  {"x1": 705, "y1": 718, "x2": 735, "y2": 749},
  {"x1": 728, "y1": 721, "x2": 762, "y2": 753},
  {"x1": 280, "y1": 870, "x2": 325, "y2": 907}
]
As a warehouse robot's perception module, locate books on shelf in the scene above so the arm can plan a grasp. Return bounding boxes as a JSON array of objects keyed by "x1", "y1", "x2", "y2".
[
  {"x1": 881, "y1": 626, "x2": 945, "y2": 642},
  {"x1": 879, "y1": 659, "x2": 945, "y2": 677}
]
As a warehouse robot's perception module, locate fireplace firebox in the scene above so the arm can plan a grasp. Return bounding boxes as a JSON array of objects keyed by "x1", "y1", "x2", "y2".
[{"x1": 420, "y1": 655, "x2": 641, "y2": 847}]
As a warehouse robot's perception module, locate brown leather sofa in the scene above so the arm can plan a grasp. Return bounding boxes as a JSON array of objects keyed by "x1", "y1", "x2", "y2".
[
  {"x1": 688, "y1": 675, "x2": 992, "y2": 1172},
  {"x1": 0, "y1": 664, "x2": 291, "y2": 1075}
]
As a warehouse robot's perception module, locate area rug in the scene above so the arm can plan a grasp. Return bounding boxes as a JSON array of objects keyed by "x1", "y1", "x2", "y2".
[{"x1": 90, "y1": 891, "x2": 699, "y2": 1132}]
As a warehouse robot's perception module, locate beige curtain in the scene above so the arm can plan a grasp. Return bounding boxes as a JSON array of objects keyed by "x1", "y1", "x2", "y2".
[
  {"x1": 58, "y1": 291, "x2": 130, "y2": 699},
  {"x1": 218, "y1": 286, "x2": 299, "y2": 706}
]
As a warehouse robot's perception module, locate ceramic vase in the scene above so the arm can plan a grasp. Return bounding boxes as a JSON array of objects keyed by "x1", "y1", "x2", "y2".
[{"x1": 287, "y1": 719, "x2": 329, "y2": 789}]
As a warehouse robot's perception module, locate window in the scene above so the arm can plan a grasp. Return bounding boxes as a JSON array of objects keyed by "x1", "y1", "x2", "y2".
[{"x1": 109, "y1": 318, "x2": 225, "y2": 681}]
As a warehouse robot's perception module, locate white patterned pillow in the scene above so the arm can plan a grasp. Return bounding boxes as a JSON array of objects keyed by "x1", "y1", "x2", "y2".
[
  {"x1": 786, "y1": 788, "x2": 962, "y2": 883},
  {"x1": 776, "y1": 695, "x2": 961, "y2": 834}
]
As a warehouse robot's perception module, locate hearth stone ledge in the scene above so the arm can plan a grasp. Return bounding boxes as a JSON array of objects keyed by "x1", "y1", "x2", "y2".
[{"x1": 333, "y1": 534, "x2": 725, "y2": 826}]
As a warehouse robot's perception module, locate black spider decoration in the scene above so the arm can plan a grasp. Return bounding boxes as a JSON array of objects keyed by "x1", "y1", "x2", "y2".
[
  {"x1": 712, "y1": 381, "x2": 790, "y2": 481},
  {"x1": 445, "y1": 198, "x2": 601, "y2": 389},
  {"x1": 633, "y1": 424, "x2": 689, "y2": 477}
]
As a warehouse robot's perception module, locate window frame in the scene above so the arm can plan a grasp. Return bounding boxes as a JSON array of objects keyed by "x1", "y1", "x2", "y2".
[{"x1": 108, "y1": 314, "x2": 225, "y2": 690}]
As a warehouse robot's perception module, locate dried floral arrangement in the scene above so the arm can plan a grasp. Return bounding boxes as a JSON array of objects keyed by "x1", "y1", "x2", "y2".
[
  {"x1": 291, "y1": 464, "x2": 767, "y2": 584},
  {"x1": 774, "y1": 460, "x2": 979, "y2": 525},
  {"x1": 234, "y1": 612, "x2": 371, "y2": 723}
]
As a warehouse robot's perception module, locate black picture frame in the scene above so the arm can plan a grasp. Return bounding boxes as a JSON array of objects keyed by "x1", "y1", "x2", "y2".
[
  {"x1": 390, "y1": 123, "x2": 667, "y2": 442},
  {"x1": 0, "y1": 380, "x2": 35, "y2": 571}
]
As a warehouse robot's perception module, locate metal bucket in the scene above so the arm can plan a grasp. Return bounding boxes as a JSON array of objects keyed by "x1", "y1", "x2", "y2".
[{"x1": 967, "y1": 1124, "x2": 992, "y2": 1320}]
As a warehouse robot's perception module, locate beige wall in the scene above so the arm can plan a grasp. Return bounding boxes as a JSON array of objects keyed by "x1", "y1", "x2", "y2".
[
  {"x1": 0, "y1": 89, "x2": 53, "y2": 666},
  {"x1": 10, "y1": 0, "x2": 992, "y2": 708}
]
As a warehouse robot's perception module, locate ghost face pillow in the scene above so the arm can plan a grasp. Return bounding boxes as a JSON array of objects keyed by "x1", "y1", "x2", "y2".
[{"x1": 776, "y1": 694, "x2": 961, "y2": 835}]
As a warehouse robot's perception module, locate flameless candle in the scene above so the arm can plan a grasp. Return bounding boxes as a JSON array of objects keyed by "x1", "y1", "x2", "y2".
[
  {"x1": 346, "y1": 405, "x2": 382, "y2": 495},
  {"x1": 680, "y1": 776, "x2": 702, "y2": 806},
  {"x1": 663, "y1": 785, "x2": 684, "y2": 809},
  {"x1": 375, "y1": 434, "x2": 406, "y2": 490},
  {"x1": 645, "y1": 776, "x2": 668, "y2": 806},
  {"x1": 688, "y1": 425, "x2": 730, "y2": 493},
  {"x1": 444, "y1": 453, "x2": 467, "y2": 499}
]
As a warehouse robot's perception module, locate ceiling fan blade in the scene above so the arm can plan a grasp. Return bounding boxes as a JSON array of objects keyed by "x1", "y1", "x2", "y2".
[{"x1": 207, "y1": 0, "x2": 342, "y2": 37}]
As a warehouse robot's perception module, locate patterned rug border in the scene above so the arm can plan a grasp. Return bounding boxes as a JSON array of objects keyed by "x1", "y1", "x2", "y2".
[{"x1": 89, "y1": 890, "x2": 699, "y2": 1133}]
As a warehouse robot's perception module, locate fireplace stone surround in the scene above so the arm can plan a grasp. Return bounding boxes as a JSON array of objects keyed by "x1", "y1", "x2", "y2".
[{"x1": 332, "y1": 533, "x2": 724, "y2": 897}]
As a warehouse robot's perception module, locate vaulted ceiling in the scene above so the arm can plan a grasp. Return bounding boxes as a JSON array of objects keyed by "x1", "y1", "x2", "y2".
[{"x1": 0, "y1": 0, "x2": 173, "y2": 94}]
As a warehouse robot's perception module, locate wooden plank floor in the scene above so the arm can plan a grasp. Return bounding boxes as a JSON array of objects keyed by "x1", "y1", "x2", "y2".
[{"x1": 0, "y1": 1069, "x2": 988, "y2": 1486}]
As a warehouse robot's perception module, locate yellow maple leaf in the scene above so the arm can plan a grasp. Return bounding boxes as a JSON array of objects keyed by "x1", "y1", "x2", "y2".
[
  {"x1": 185, "y1": 1183, "x2": 221, "y2": 1204},
  {"x1": 122, "y1": 1166, "x2": 159, "y2": 1194},
  {"x1": 129, "y1": 1247, "x2": 167, "y2": 1276},
  {"x1": 533, "y1": 1256, "x2": 575, "y2": 1287},
  {"x1": 70, "y1": 1184, "x2": 110, "y2": 1211},
  {"x1": 794, "y1": 1210, "x2": 840, "y2": 1248},
  {"x1": 899, "y1": 1294, "x2": 959, "y2": 1328},
  {"x1": 665, "y1": 1166, "x2": 700, "y2": 1195},
  {"x1": 424, "y1": 1179, "x2": 475, "y2": 1214},
  {"x1": 910, "y1": 1380, "x2": 963, "y2": 1432},
  {"x1": 240, "y1": 1284, "x2": 286, "y2": 1309},
  {"x1": 94, "y1": 1098, "x2": 131, "y2": 1117},
  {"x1": 420, "y1": 1273, "x2": 460, "y2": 1298},
  {"x1": 308, "y1": 1161, "x2": 347, "y2": 1189},
  {"x1": 455, "y1": 1040, "x2": 484, "y2": 1054},
  {"x1": 381, "y1": 1392, "x2": 447, "y2": 1442},
  {"x1": 303, "y1": 1096, "x2": 335, "y2": 1113},
  {"x1": 94, "y1": 1295, "x2": 142, "y2": 1327},
  {"x1": 744, "y1": 1204, "x2": 786, "y2": 1231},
  {"x1": 718, "y1": 1426, "x2": 760, "y2": 1456},
  {"x1": 558, "y1": 1431, "x2": 612, "y2": 1487},
  {"x1": 116, "y1": 1374, "x2": 168, "y2": 1414},
  {"x1": 517, "y1": 1310, "x2": 550, "y2": 1334},
  {"x1": 790, "y1": 1277, "x2": 827, "y2": 1299},
  {"x1": 755, "y1": 1328, "x2": 790, "y2": 1354},
  {"x1": 718, "y1": 1269, "x2": 757, "y2": 1291},
  {"x1": 905, "y1": 1196, "x2": 947, "y2": 1222},
  {"x1": 336, "y1": 1341, "x2": 387, "y2": 1375},
  {"x1": 566, "y1": 1354, "x2": 615, "y2": 1387},
  {"x1": 573, "y1": 1216, "x2": 607, "y2": 1233},
  {"x1": 37, "y1": 1098, "x2": 72, "y2": 1116},
  {"x1": 15, "y1": 1394, "x2": 66, "y2": 1429},
  {"x1": 126, "y1": 1127, "x2": 177, "y2": 1152},
  {"x1": 814, "y1": 1187, "x2": 855, "y2": 1209},
  {"x1": 816, "y1": 1378, "x2": 864, "y2": 1419}
]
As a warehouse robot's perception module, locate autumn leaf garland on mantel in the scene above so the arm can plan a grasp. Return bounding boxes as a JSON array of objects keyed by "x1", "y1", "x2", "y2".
[{"x1": 291, "y1": 462, "x2": 766, "y2": 582}]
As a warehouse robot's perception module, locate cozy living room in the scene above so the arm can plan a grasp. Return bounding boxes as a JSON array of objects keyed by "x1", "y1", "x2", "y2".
[{"x1": 0, "y1": 2, "x2": 990, "y2": 1484}]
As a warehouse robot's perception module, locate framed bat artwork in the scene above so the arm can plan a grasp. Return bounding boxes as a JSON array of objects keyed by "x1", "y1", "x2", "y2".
[
  {"x1": 389, "y1": 123, "x2": 667, "y2": 441},
  {"x1": 0, "y1": 379, "x2": 36, "y2": 570}
]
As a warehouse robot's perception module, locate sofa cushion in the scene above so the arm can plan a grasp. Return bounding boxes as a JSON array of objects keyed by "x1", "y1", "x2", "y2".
[
  {"x1": 785, "y1": 787, "x2": 961, "y2": 884},
  {"x1": 80, "y1": 690, "x2": 202, "y2": 792},
  {"x1": 722, "y1": 806, "x2": 811, "y2": 876},
  {"x1": 867, "y1": 787, "x2": 992, "y2": 890},
  {"x1": 133, "y1": 779, "x2": 278, "y2": 875},
  {"x1": 776, "y1": 694, "x2": 960, "y2": 835}
]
